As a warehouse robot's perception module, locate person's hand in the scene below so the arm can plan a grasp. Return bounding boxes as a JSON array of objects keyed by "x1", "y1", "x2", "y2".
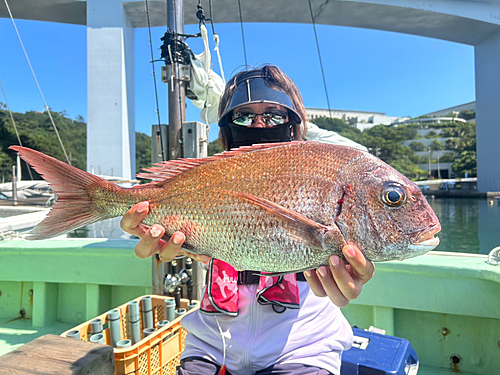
[
  {"x1": 304, "y1": 244, "x2": 375, "y2": 307},
  {"x1": 120, "y1": 201, "x2": 210, "y2": 264}
]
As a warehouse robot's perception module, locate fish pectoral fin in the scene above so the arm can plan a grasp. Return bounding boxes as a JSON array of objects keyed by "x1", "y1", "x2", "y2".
[
  {"x1": 221, "y1": 190, "x2": 323, "y2": 229},
  {"x1": 221, "y1": 190, "x2": 343, "y2": 248}
]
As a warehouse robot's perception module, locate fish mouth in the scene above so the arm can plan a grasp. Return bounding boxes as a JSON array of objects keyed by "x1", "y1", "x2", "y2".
[
  {"x1": 401, "y1": 224, "x2": 441, "y2": 260},
  {"x1": 413, "y1": 224, "x2": 441, "y2": 249}
]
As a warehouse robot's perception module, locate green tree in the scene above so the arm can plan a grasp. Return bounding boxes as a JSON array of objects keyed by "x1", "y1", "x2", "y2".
[
  {"x1": 135, "y1": 132, "x2": 152, "y2": 175},
  {"x1": 445, "y1": 138, "x2": 459, "y2": 150},
  {"x1": 440, "y1": 127, "x2": 455, "y2": 138},
  {"x1": 458, "y1": 110, "x2": 475, "y2": 121},
  {"x1": 0, "y1": 109, "x2": 86, "y2": 180},
  {"x1": 439, "y1": 152, "x2": 456, "y2": 163},
  {"x1": 455, "y1": 129, "x2": 476, "y2": 152},
  {"x1": 208, "y1": 139, "x2": 223, "y2": 156},
  {"x1": 425, "y1": 130, "x2": 439, "y2": 139},
  {"x1": 409, "y1": 142, "x2": 425, "y2": 151},
  {"x1": 310, "y1": 116, "x2": 479, "y2": 180},
  {"x1": 312, "y1": 117, "x2": 364, "y2": 144},
  {"x1": 453, "y1": 151, "x2": 477, "y2": 177},
  {"x1": 454, "y1": 122, "x2": 476, "y2": 140},
  {"x1": 430, "y1": 139, "x2": 444, "y2": 151},
  {"x1": 308, "y1": 120, "x2": 426, "y2": 179},
  {"x1": 389, "y1": 159, "x2": 425, "y2": 179},
  {"x1": 0, "y1": 108, "x2": 154, "y2": 182},
  {"x1": 395, "y1": 126, "x2": 418, "y2": 140}
]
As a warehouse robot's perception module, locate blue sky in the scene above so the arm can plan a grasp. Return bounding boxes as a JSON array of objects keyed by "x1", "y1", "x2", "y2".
[{"x1": 1, "y1": 18, "x2": 475, "y2": 142}]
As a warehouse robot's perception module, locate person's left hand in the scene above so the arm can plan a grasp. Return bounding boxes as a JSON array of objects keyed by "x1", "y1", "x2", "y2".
[{"x1": 304, "y1": 244, "x2": 375, "y2": 307}]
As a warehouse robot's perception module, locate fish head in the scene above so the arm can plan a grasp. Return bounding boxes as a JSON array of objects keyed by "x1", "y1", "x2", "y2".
[{"x1": 340, "y1": 158, "x2": 441, "y2": 262}]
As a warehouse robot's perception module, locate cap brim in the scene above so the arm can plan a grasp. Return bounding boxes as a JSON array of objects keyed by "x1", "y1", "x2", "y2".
[{"x1": 219, "y1": 77, "x2": 302, "y2": 127}]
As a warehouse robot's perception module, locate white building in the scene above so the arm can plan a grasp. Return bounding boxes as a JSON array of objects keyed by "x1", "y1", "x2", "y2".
[
  {"x1": 397, "y1": 117, "x2": 467, "y2": 126},
  {"x1": 306, "y1": 107, "x2": 408, "y2": 131},
  {"x1": 423, "y1": 102, "x2": 475, "y2": 117}
]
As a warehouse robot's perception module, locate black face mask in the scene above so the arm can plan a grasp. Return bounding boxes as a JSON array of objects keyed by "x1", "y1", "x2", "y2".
[{"x1": 227, "y1": 122, "x2": 294, "y2": 149}]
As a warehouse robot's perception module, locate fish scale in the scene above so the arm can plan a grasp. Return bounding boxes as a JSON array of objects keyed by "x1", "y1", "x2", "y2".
[
  {"x1": 10, "y1": 142, "x2": 441, "y2": 273},
  {"x1": 140, "y1": 170, "x2": 338, "y2": 271}
]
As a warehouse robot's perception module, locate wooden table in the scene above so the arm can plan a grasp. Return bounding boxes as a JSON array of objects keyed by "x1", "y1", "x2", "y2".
[{"x1": 0, "y1": 334, "x2": 114, "y2": 375}]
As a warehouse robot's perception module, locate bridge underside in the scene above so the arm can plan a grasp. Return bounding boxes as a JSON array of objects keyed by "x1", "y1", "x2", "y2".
[
  {"x1": 2, "y1": 0, "x2": 498, "y2": 45},
  {"x1": 2, "y1": 0, "x2": 500, "y2": 190}
]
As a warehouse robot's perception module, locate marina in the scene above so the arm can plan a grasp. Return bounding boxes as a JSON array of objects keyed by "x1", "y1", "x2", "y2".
[
  {"x1": 4, "y1": 195, "x2": 497, "y2": 255},
  {"x1": 429, "y1": 198, "x2": 500, "y2": 255}
]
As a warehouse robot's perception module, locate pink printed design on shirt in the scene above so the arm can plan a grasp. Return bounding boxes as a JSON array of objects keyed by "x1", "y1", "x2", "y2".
[
  {"x1": 256, "y1": 273, "x2": 300, "y2": 309},
  {"x1": 200, "y1": 259, "x2": 300, "y2": 316},
  {"x1": 200, "y1": 259, "x2": 239, "y2": 316}
]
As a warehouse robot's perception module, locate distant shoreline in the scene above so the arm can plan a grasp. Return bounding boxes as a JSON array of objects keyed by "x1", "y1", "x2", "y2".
[{"x1": 422, "y1": 190, "x2": 500, "y2": 199}]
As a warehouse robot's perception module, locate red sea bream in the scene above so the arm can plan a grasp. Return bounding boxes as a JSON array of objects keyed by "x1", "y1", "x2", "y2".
[{"x1": 11, "y1": 142, "x2": 440, "y2": 273}]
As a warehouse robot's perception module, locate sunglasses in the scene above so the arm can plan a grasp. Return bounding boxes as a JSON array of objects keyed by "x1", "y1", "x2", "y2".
[{"x1": 231, "y1": 110, "x2": 289, "y2": 127}]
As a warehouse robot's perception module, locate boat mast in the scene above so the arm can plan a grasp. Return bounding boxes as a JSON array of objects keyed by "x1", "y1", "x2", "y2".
[
  {"x1": 152, "y1": 0, "x2": 194, "y2": 299},
  {"x1": 166, "y1": 0, "x2": 186, "y2": 161}
]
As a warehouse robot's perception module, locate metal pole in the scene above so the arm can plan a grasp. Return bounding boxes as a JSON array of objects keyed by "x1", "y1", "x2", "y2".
[
  {"x1": 16, "y1": 154, "x2": 21, "y2": 182},
  {"x1": 155, "y1": 0, "x2": 187, "y2": 298},
  {"x1": 428, "y1": 147, "x2": 431, "y2": 178},
  {"x1": 151, "y1": 126, "x2": 168, "y2": 296},
  {"x1": 12, "y1": 165, "x2": 17, "y2": 206},
  {"x1": 167, "y1": 0, "x2": 185, "y2": 161},
  {"x1": 437, "y1": 155, "x2": 441, "y2": 179}
]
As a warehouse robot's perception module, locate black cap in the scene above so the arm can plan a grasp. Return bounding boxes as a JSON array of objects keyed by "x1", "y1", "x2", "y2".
[{"x1": 218, "y1": 69, "x2": 302, "y2": 127}]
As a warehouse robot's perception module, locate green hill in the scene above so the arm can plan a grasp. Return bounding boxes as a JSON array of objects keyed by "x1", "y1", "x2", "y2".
[
  {"x1": 0, "y1": 107, "x2": 477, "y2": 182},
  {"x1": 0, "y1": 108, "x2": 151, "y2": 182},
  {"x1": 312, "y1": 116, "x2": 477, "y2": 179}
]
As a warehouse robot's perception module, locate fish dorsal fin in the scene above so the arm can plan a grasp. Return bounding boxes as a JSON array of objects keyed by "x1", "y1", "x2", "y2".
[
  {"x1": 136, "y1": 141, "x2": 305, "y2": 185},
  {"x1": 220, "y1": 190, "x2": 344, "y2": 250}
]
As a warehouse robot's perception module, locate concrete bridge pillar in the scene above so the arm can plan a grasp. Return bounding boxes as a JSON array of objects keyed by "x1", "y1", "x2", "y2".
[
  {"x1": 475, "y1": 31, "x2": 500, "y2": 192},
  {"x1": 86, "y1": 0, "x2": 135, "y2": 179}
]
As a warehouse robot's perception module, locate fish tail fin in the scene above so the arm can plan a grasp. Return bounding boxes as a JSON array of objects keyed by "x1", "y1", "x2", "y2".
[{"x1": 10, "y1": 146, "x2": 119, "y2": 240}]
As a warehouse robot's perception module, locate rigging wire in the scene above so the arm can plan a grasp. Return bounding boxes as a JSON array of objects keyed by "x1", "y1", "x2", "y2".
[
  {"x1": 208, "y1": 0, "x2": 216, "y2": 35},
  {"x1": 0, "y1": 79, "x2": 34, "y2": 180},
  {"x1": 145, "y1": 0, "x2": 163, "y2": 128},
  {"x1": 3, "y1": 0, "x2": 71, "y2": 165},
  {"x1": 194, "y1": 0, "x2": 224, "y2": 138},
  {"x1": 208, "y1": 0, "x2": 225, "y2": 83},
  {"x1": 197, "y1": 0, "x2": 225, "y2": 83},
  {"x1": 237, "y1": 0, "x2": 248, "y2": 68},
  {"x1": 144, "y1": 0, "x2": 166, "y2": 161},
  {"x1": 307, "y1": 0, "x2": 333, "y2": 119}
]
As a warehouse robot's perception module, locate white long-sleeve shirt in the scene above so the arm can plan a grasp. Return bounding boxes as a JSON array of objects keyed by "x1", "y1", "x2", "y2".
[{"x1": 180, "y1": 282, "x2": 353, "y2": 375}]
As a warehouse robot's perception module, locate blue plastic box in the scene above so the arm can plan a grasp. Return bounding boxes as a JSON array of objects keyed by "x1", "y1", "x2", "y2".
[{"x1": 340, "y1": 328, "x2": 419, "y2": 375}]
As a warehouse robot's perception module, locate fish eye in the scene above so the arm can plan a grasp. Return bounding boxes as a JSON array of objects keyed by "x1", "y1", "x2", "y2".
[{"x1": 381, "y1": 184, "x2": 406, "y2": 207}]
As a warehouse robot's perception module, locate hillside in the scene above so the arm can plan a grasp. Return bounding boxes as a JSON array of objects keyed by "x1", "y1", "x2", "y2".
[
  {"x1": 0, "y1": 108, "x2": 151, "y2": 181},
  {"x1": 0, "y1": 107, "x2": 477, "y2": 182},
  {"x1": 312, "y1": 116, "x2": 477, "y2": 179}
]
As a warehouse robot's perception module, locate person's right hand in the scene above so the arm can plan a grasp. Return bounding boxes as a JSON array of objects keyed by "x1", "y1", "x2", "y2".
[{"x1": 120, "y1": 201, "x2": 210, "y2": 264}]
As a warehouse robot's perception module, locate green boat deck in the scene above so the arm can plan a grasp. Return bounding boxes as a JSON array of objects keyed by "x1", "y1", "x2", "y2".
[
  {"x1": 0, "y1": 239, "x2": 151, "y2": 355},
  {"x1": 1, "y1": 239, "x2": 499, "y2": 374}
]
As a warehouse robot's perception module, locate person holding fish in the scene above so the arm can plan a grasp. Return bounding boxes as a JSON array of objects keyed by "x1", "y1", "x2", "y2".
[
  {"x1": 13, "y1": 63, "x2": 439, "y2": 374},
  {"x1": 121, "y1": 65, "x2": 377, "y2": 375},
  {"x1": 13, "y1": 64, "x2": 439, "y2": 374}
]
